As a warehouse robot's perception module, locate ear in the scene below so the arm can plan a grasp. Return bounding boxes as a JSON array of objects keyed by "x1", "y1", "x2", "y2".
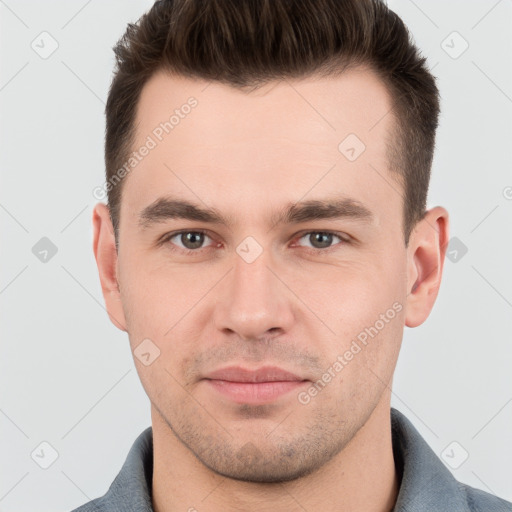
[
  {"x1": 405, "y1": 206, "x2": 450, "y2": 328},
  {"x1": 92, "y1": 203, "x2": 127, "y2": 332}
]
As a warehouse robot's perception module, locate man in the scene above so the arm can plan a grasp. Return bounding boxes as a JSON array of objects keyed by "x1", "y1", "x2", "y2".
[{"x1": 73, "y1": 0, "x2": 511, "y2": 510}]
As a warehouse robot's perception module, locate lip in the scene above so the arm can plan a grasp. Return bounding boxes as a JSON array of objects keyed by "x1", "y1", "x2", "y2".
[
  {"x1": 205, "y1": 366, "x2": 305, "y2": 383},
  {"x1": 203, "y1": 366, "x2": 309, "y2": 404}
]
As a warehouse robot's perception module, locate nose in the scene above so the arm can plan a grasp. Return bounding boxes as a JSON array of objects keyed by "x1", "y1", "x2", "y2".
[{"x1": 213, "y1": 245, "x2": 295, "y2": 342}]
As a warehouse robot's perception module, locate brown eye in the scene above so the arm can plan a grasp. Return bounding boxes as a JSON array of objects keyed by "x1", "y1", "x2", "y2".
[
  {"x1": 165, "y1": 230, "x2": 213, "y2": 252},
  {"x1": 179, "y1": 232, "x2": 205, "y2": 249},
  {"x1": 309, "y1": 232, "x2": 334, "y2": 249},
  {"x1": 295, "y1": 231, "x2": 348, "y2": 251}
]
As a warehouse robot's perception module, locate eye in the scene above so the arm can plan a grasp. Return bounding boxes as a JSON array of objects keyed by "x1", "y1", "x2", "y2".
[
  {"x1": 162, "y1": 230, "x2": 215, "y2": 252},
  {"x1": 295, "y1": 231, "x2": 349, "y2": 251},
  {"x1": 159, "y1": 229, "x2": 350, "y2": 255}
]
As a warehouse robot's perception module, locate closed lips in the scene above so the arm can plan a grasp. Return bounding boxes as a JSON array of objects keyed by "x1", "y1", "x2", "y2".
[{"x1": 204, "y1": 366, "x2": 307, "y2": 383}]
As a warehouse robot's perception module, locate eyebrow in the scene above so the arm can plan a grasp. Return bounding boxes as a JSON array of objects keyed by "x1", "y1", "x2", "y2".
[{"x1": 138, "y1": 196, "x2": 375, "y2": 230}]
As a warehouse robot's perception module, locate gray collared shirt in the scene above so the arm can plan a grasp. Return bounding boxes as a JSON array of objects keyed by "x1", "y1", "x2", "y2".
[{"x1": 70, "y1": 407, "x2": 511, "y2": 511}]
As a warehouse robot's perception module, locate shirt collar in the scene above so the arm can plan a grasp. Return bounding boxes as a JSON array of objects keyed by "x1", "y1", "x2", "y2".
[
  {"x1": 91, "y1": 407, "x2": 471, "y2": 511},
  {"x1": 390, "y1": 407, "x2": 468, "y2": 511}
]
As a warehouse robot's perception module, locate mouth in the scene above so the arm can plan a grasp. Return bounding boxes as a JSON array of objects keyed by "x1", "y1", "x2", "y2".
[{"x1": 202, "y1": 366, "x2": 309, "y2": 404}]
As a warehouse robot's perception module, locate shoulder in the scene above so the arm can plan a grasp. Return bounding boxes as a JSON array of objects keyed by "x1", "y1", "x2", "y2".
[
  {"x1": 67, "y1": 426, "x2": 154, "y2": 512},
  {"x1": 390, "y1": 408, "x2": 511, "y2": 511},
  {"x1": 459, "y1": 482, "x2": 512, "y2": 512},
  {"x1": 69, "y1": 497, "x2": 106, "y2": 512}
]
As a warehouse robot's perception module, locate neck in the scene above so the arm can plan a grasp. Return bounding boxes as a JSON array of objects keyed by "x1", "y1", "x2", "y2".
[{"x1": 151, "y1": 396, "x2": 398, "y2": 512}]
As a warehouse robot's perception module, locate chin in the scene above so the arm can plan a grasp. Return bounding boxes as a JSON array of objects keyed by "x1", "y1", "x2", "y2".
[
  {"x1": 207, "y1": 460, "x2": 319, "y2": 484},
  {"x1": 196, "y1": 442, "x2": 333, "y2": 484}
]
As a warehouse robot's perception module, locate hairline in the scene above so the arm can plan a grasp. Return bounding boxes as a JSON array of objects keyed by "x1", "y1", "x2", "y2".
[{"x1": 110, "y1": 62, "x2": 410, "y2": 250}]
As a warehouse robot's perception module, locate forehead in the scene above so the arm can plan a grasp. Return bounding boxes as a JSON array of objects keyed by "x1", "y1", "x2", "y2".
[
  {"x1": 122, "y1": 67, "x2": 400, "y2": 228},
  {"x1": 135, "y1": 66, "x2": 394, "y2": 149}
]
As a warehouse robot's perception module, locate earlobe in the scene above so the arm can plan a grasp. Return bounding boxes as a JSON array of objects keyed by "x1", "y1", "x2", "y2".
[
  {"x1": 404, "y1": 206, "x2": 450, "y2": 328},
  {"x1": 92, "y1": 203, "x2": 128, "y2": 332}
]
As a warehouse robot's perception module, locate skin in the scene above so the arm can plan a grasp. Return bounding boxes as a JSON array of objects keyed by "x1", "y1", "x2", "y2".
[{"x1": 93, "y1": 67, "x2": 449, "y2": 512}]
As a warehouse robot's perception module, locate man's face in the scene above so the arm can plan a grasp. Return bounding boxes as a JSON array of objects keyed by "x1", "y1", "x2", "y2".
[{"x1": 113, "y1": 68, "x2": 410, "y2": 481}]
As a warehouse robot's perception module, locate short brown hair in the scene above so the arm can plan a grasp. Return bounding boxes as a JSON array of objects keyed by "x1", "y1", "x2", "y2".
[{"x1": 105, "y1": 0, "x2": 440, "y2": 248}]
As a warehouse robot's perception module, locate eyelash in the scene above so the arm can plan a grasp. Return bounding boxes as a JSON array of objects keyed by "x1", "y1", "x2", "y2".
[{"x1": 159, "y1": 229, "x2": 351, "y2": 256}]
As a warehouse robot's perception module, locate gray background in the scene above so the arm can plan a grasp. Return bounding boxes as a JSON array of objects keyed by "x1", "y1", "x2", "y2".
[{"x1": 1, "y1": 0, "x2": 511, "y2": 510}]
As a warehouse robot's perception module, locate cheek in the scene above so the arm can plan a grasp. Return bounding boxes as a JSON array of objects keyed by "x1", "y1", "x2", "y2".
[
  {"x1": 299, "y1": 253, "x2": 406, "y2": 360},
  {"x1": 118, "y1": 256, "x2": 215, "y2": 380},
  {"x1": 292, "y1": 257, "x2": 392, "y2": 317},
  {"x1": 119, "y1": 251, "x2": 195, "y2": 327}
]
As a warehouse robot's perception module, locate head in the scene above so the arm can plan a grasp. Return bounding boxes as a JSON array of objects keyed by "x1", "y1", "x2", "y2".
[{"x1": 94, "y1": 0, "x2": 449, "y2": 483}]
